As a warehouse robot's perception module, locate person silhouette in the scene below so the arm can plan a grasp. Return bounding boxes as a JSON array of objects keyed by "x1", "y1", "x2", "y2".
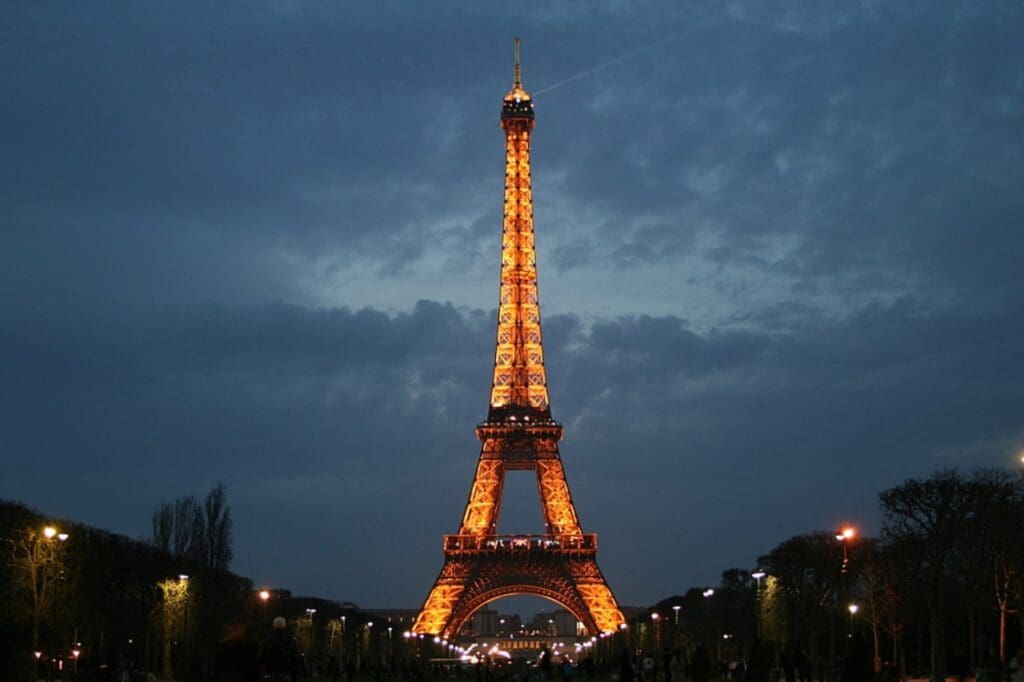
[{"x1": 258, "y1": 617, "x2": 300, "y2": 682}]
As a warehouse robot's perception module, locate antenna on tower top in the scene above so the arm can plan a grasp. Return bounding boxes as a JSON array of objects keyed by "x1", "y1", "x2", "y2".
[{"x1": 513, "y1": 38, "x2": 522, "y2": 88}]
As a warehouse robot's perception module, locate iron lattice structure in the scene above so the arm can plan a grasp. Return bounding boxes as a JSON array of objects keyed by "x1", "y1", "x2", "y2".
[{"x1": 413, "y1": 41, "x2": 625, "y2": 639}]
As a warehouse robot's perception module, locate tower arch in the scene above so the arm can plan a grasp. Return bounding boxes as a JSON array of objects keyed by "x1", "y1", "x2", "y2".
[{"x1": 447, "y1": 586, "x2": 591, "y2": 638}]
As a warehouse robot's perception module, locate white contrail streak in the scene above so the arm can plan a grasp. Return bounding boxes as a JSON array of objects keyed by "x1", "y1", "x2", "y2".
[{"x1": 533, "y1": 36, "x2": 680, "y2": 97}]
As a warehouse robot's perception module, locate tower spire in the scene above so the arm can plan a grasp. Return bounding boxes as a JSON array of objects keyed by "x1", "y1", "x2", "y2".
[
  {"x1": 513, "y1": 37, "x2": 522, "y2": 89},
  {"x1": 495, "y1": 37, "x2": 541, "y2": 417}
]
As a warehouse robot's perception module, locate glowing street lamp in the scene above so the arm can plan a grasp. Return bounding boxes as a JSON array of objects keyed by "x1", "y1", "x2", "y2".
[
  {"x1": 42, "y1": 526, "x2": 69, "y2": 682},
  {"x1": 179, "y1": 574, "x2": 191, "y2": 673},
  {"x1": 672, "y1": 604, "x2": 681, "y2": 625},
  {"x1": 836, "y1": 526, "x2": 856, "y2": 573},
  {"x1": 257, "y1": 589, "x2": 271, "y2": 628},
  {"x1": 751, "y1": 570, "x2": 766, "y2": 635}
]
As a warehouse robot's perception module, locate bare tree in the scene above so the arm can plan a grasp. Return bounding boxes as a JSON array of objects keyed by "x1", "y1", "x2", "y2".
[
  {"x1": 151, "y1": 502, "x2": 174, "y2": 553},
  {"x1": 151, "y1": 484, "x2": 232, "y2": 571},
  {"x1": 962, "y1": 472, "x2": 1024, "y2": 665},
  {"x1": 200, "y1": 482, "x2": 233, "y2": 571},
  {"x1": 9, "y1": 527, "x2": 69, "y2": 650}
]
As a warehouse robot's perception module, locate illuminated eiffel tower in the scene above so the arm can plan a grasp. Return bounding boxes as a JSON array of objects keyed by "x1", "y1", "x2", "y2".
[{"x1": 412, "y1": 40, "x2": 625, "y2": 638}]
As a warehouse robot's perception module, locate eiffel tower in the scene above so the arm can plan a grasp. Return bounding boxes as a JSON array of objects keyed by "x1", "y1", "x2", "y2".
[{"x1": 412, "y1": 40, "x2": 625, "y2": 638}]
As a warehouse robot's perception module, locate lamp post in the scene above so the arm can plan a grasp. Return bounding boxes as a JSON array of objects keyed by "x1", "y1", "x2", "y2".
[
  {"x1": 179, "y1": 575, "x2": 189, "y2": 681},
  {"x1": 701, "y1": 589, "x2": 716, "y2": 647},
  {"x1": 387, "y1": 626, "x2": 394, "y2": 673},
  {"x1": 258, "y1": 589, "x2": 271, "y2": 630},
  {"x1": 650, "y1": 613, "x2": 660, "y2": 650},
  {"x1": 44, "y1": 526, "x2": 69, "y2": 682},
  {"x1": 835, "y1": 527, "x2": 856, "y2": 665},
  {"x1": 751, "y1": 571, "x2": 766, "y2": 638},
  {"x1": 305, "y1": 609, "x2": 317, "y2": 662},
  {"x1": 340, "y1": 616, "x2": 347, "y2": 669},
  {"x1": 836, "y1": 526, "x2": 856, "y2": 574}
]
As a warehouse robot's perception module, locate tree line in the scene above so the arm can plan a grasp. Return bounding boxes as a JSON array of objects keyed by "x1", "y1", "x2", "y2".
[
  {"x1": 4, "y1": 467, "x2": 1022, "y2": 682},
  {"x1": 637, "y1": 467, "x2": 1024, "y2": 682}
]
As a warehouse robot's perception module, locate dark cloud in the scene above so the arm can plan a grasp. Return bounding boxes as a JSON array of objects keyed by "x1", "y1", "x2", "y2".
[{"x1": 4, "y1": 295, "x2": 1021, "y2": 604}]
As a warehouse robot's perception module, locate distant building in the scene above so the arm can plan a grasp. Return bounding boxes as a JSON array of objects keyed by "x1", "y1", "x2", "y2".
[
  {"x1": 469, "y1": 608, "x2": 499, "y2": 636},
  {"x1": 365, "y1": 607, "x2": 420, "y2": 631}
]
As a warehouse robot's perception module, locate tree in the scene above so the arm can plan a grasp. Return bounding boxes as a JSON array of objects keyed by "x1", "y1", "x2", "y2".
[
  {"x1": 9, "y1": 525, "x2": 71, "y2": 651},
  {"x1": 858, "y1": 536, "x2": 919, "y2": 680},
  {"x1": 879, "y1": 468, "x2": 1019, "y2": 682},
  {"x1": 200, "y1": 482, "x2": 233, "y2": 572},
  {"x1": 960, "y1": 471, "x2": 1024, "y2": 665},
  {"x1": 759, "y1": 531, "x2": 840, "y2": 662},
  {"x1": 157, "y1": 576, "x2": 190, "y2": 679},
  {"x1": 151, "y1": 483, "x2": 233, "y2": 571}
]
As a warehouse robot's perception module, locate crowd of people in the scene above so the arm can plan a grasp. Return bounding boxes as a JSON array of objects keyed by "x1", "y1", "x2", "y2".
[{"x1": 102, "y1": 621, "x2": 1024, "y2": 682}]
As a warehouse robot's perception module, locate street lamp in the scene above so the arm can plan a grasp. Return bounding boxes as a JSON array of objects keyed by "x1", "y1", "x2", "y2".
[
  {"x1": 44, "y1": 527, "x2": 69, "y2": 682},
  {"x1": 258, "y1": 589, "x2": 271, "y2": 629},
  {"x1": 339, "y1": 615, "x2": 347, "y2": 665},
  {"x1": 179, "y1": 575, "x2": 190, "y2": 678},
  {"x1": 836, "y1": 526, "x2": 856, "y2": 573},
  {"x1": 751, "y1": 571, "x2": 766, "y2": 637},
  {"x1": 847, "y1": 603, "x2": 859, "y2": 638},
  {"x1": 672, "y1": 605, "x2": 681, "y2": 625}
]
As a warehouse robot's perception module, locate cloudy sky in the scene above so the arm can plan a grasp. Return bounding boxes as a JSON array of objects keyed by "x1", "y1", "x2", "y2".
[{"x1": 3, "y1": 2, "x2": 1023, "y2": 612}]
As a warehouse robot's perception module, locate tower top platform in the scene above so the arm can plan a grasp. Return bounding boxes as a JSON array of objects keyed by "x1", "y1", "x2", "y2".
[{"x1": 503, "y1": 38, "x2": 534, "y2": 121}]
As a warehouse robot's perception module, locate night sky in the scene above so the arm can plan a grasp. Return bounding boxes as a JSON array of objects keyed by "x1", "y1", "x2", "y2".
[{"x1": 3, "y1": 3, "x2": 1023, "y2": 612}]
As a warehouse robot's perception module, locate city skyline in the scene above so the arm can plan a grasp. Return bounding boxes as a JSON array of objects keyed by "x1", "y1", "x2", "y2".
[{"x1": 2, "y1": 3, "x2": 1022, "y2": 611}]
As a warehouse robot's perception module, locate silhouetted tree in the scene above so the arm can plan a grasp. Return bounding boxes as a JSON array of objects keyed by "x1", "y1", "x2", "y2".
[
  {"x1": 879, "y1": 468, "x2": 1019, "y2": 682},
  {"x1": 759, "y1": 531, "x2": 839, "y2": 663},
  {"x1": 200, "y1": 482, "x2": 233, "y2": 572},
  {"x1": 152, "y1": 483, "x2": 233, "y2": 571},
  {"x1": 959, "y1": 470, "x2": 1024, "y2": 665}
]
